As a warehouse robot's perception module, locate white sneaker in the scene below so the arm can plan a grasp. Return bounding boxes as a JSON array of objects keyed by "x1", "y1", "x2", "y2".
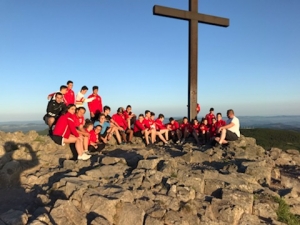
[
  {"x1": 181, "y1": 138, "x2": 185, "y2": 144},
  {"x1": 78, "y1": 153, "x2": 91, "y2": 160}
]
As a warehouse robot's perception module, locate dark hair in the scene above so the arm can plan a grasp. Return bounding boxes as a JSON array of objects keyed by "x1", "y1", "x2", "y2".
[
  {"x1": 145, "y1": 110, "x2": 150, "y2": 115},
  {"x1": 77, "y1": 107, "x2": 86, "y2": 112},
  {"x1": 210, "y1": 107, "x2": 214, "y2": 111},
  {"x1": 158, "y1": 114, "x2": 164, "y2": 119},
  {"x1": 117, "y1": 107, "x2": 124, "y2": 113},
  {"x1": 150, "y1": 112, "x2": 155, "y2": 116},
  {"x1": 183, "y1": 116, "x2": 188, "y2": 120},
  {"x1": 201, "y1": 117, "x2": 207, "y2": 123},
  {"x1": 81, "y1": 86, "x2": 88, "y2": 91},
  {"x1": 103, "y1": 105, "x2": 111, "y2": 111},
  {"x1": 56, "y1": 92, "x2": 63, "y2": 97},
  {"x1": 93, "y1": 86, "x2": 98, "y2": 91},
  {"x1": 126, "y1": 105, "x2": 131, "y2": 109},
  {"x1": 227, "y1": 109, "x2": 235, "y2": 115},
  {"x1": 169, "y1": 117, "x2": 174, "y2": 122},
  {"x1": 60, "y1": 85, "x2": 67, "y2": 91},
  {"x1": 84, "y1": 119, "x2": 93, "y2": 128},
  {"x1": 67, "y1": 104, "x2": 76, "y2": 109},
  {"x1": 138, "y1": 114, "x2": 144, "y2": 117},
  {"x1": 216, "y1": 112, "x2": 222, "y2": 117},
  {"x1": 67, "y1": 80, "x2": 73, "y2": 85}
]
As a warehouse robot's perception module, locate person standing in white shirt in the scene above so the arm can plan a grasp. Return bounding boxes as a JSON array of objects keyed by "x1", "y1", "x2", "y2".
[
  {"x1": 75, "y1": 86, "x2": 95, "y2": 108},
  {"x1": 215, "y1": 109, "x2": 240, "y2": 145}
]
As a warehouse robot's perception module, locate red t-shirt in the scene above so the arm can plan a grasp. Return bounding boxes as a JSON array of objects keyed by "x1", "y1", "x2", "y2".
[
  {"x1": 155, "y1": 119, "x2": 166, "y2": 130},
  {"x1": 64, "y1": 88, "x2": 75, "y2": 106},
  {"x1": 112, "y1": 113, "x2": 128, "y2": 130},
  {"x1": 216, "y1": 120, "x2": 226, "y2": 129},
  {"x1": 73, "y1": 115, "x2": 85, "y2": 128},
  {"x1": 205, "y1": 113, "x2": 216, "y2": 126},
  {"x1": 180, "y1": 122, "x2": 192, "y2": 132},
  {"x1": 168, "y1": 121, "x2": 180, "y2": 131},
  {"x1": 192, "y1": 123, "x2": 200, "y2": 133},
  {"x1": 142, "y1": 118, "x2": 152, "y2": 129},
  {"x1": 53, "y1": 112, "x2": 79, "y2": 138},
  {"x1": 87, "y1": 94, "x2": 102, "y2": 114},
  {"x1": 210, "y1": 123, "x2": 217, "y2": 137},
  {"x1": 133, "y1": 120, "x2": 145, "y2": 133},
  {"x1": 200, "y1": 123, "x2": 209, "y2": 132},
  {"x1": 88, "y1": 130, "x2": 98, "y2": 145}
]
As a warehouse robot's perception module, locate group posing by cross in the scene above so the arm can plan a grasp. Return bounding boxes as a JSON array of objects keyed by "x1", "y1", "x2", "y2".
[{"x1": 44, "y1": 80, "x2": 240, "y2": 161}]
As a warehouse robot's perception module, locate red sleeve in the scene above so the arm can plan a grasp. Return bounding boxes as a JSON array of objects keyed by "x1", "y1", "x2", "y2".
[
  {"x1": 143, "y1": 119, "x2": 151, "y2": 129},
  {"x1": 175, "y1": 121, "x2": 179, "y2": 129},
  {"x1": 48, "y1": 92, "x2": 55, "y2": 98},
  {"x1": 137, "y1": 121, "x2": 145, "y2": 131},
  {"x1": 123, "y1": 111, "x2": 129, "y2": 120},
  {"x1": 67, "y1": 117, "x2": 79, "y2": 137},
  {"x1": 99, "y1": 96, "x2": 103, "y2": 113},
  {"x1": 87, "y1": 94, "x2": 95, "y2": 113}
]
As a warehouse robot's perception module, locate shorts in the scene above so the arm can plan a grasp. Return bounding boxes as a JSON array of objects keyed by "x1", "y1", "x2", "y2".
[
  {"x1": 50, "y1": 135, "x2": 65, "y2": 146},
  {"x1": 134, "y1": 131, "x2": 143, "y2": 138},
  {"x1": 43, "y1": 115, "x2": 56, "y2": 125},
  {"x1": 100, "y1": 128, "x2": 108, "y2": 138},
  {"x1": 225, "y1": 130, "x2": 238, "y2": 141}
]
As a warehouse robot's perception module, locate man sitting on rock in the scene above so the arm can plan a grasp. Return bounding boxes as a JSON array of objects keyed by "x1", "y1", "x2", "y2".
[
  {"x1": 43, "y1": 92, "x2": 67, "y2": 135},
  {"x1": 215, "y1": 109, "x2": 240, "y2": 145}
]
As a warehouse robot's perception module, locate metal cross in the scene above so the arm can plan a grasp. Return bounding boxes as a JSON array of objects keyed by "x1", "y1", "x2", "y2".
[{"x1": 153, "y1": 0, "x2": 229, "y2": 121}]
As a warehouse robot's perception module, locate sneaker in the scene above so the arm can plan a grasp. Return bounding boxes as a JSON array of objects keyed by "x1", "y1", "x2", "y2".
[
  {"x1": 176, "y1": 140, "x2": 180, "y2": 144},
  {"x1": 78, "y1": 153, "x2": 91, "y2": 160},
  {"x1": 181, "y1": 138, "x2": 185, "y2": 144}
]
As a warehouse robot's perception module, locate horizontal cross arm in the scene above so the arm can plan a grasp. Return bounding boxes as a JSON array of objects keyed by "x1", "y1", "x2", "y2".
[{"x1": 153, "y1": 5, "x2": 229, "y2": 27}]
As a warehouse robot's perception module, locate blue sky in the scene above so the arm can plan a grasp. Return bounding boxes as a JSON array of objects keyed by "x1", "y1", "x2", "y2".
[{"x1": 0, "y1": 0, "x2": 299, "y2": 122}]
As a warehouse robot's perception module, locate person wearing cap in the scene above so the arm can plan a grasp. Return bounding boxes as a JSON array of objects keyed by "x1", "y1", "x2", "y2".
[
  {"x1": 215, "y1": 109, "x2": 240, "y2": 145},
  {"x1": 205, "y1": 107, "x2": 216, "y2": 127},
  {"x1": 112, "y1": 107, "x2": 134, "y2": 144}
]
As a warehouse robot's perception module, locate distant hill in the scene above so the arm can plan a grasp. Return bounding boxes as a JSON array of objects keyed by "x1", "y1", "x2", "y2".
[{"x1": 241, "y1": 128, "x2": 300, "y2": 151}]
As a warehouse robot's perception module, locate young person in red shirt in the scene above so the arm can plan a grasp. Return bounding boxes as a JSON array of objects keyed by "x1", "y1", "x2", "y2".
[
  {"x1": 205, "y1": 108, "x2": 216, "y2": 128},
  {"x1": 133, "y1": 114, "x2": 153, "y2": 146},
  {"x1": 167, "y1": 117, "x2": 182, "y2": 144},
  {"x1": 47, "y1": 85, "x2": 68, "y2": 102},
  {"x1": 123, "y1": 105, "x2": 136, "y2": 129},
  {"x1": 85, "y1": 120, "x2": 105, "y2": 154},
  {"x1": 150, "y1": 112, "x2": 169, "y2": 146},
  {"x1": 87, "y1": 86, "x2": 103, "y2": 122},
  {"x1": 112, "y1": 107, "x2": 133, "y2": 144},
  {"x1": 142, "y1": 110, "x2": 157, "y2": 145},
  {"x1": 180, "y1": 117, "x2": 192, "y2": 144},
  {"x1": 155, "y1": 114, "x2": 170, "y2": 143},
  {"x1": 199, "y1": 118, "x2": 210, "y2": 145},
  {"x1": 73, "y1": 107, "x2": 90, "y2": 152},
  {"x1": 216, "y1": 112, "x2": 226, "y2": 129},
  {"x1": 210, "y1": 118, "x2": 218, "y2": 138},
  {"x1": 51, "y1": 104, "x2": 91, "y2": 160},
  {"x1": 64, "y1": 81, "x2": 75, "y2": 106},
  {"x1": 191, "y1": 118, "x2": 201, "y2": 145}
]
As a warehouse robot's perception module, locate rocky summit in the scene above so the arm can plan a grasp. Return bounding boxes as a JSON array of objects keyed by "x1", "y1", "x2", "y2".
[{"x1": 0, "y1": 131, "x2": 300, "y2": 225}]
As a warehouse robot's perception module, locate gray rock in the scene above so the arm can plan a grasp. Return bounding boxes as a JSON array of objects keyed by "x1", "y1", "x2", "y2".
[
  {"x1": 116, "y1": 202, "x2": 145, "y2": 225},
  {"x1": 137, "y1": 157, "x2": 162, "y2": 170},
  {"x1": 0, "y1": 209, "x2": 28, "y2": 225}
]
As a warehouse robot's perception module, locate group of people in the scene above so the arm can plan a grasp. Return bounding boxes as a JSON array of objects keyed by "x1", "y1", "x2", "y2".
[{"x1": 44, "y1": 81, "x2": 241, "y2": 161}]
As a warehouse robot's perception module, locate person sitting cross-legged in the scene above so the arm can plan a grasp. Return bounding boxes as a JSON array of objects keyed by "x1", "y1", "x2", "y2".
[
  {"x1": 191, "y1": 118, "x2": 201, "y2": 146},
  {"x1": 50, "y1": 104, "x2": 91, "y2": 160},
  {"x1": 84, "y1": 120, "x2": 105, "y2": 154},
  {"x1": 199, "y1": 118, "x2": 210, "y2": 145},
  {"x1": 215, "y1": 109, "x2": 240, "y2": 145}
]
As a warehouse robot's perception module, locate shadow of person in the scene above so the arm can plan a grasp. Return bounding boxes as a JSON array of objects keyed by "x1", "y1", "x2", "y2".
[{"x1": 0, "y1": 141, "x2": 39, "y2": 214}]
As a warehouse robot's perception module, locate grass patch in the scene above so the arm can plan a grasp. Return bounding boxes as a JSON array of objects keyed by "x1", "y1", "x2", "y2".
[
  {"x1": 273, "y1": 196, "x2": 300, "y2": 225},
  {"x1": 241, "y1": 128, "x2": 300, "y2": 151},
  {"x1": 34, "y1": 136, "x2": 45, "y2": 143}
]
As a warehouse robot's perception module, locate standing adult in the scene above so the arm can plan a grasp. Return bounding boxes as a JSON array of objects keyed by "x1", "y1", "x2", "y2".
[
  {"x1": 87, "y1": 86, "x2": 103, "y2": 121},
  {"x1": 215, "y1": 109, "x2": 240, "y2": 145},
  {"x1": 64, "y1": 80, "x2": 75, "y2": 106}
]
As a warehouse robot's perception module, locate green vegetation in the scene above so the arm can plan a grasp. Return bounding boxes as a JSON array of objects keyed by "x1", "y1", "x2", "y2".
[
  {"x1": 241, "y1": 128, "x2": 300, "y2": 151},
  {"x1": 273, "y1": 196, "x2": 300, "y2": 225},
  {"x1": 37, "y1": 129, "x2": 48, "y2": 136}
]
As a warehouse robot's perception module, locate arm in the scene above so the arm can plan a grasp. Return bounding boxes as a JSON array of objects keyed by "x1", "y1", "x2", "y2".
[
  {"x1": 67, "y1": 118, "x2": 79, "y2": 137},
  {"x1": 84, "y1": 96, "x2": 95, "y2": 103}
]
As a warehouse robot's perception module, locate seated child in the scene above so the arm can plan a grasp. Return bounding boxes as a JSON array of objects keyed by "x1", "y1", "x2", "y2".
[
  {"x1": 180, "y1": 117, "x2": 192, "y2": 144},
  {"x1": 85, "y1": 120, "x2": 105, "y2": 154},
  {"x1": 191, "y1": 119, "x2": 200, "y2": 145},
  {"x1": 167, "y1": 117, "x2": 182, "y2": 144},
  {"x1": 199, "y1": 118, "x2": 210, "y2": 145}
]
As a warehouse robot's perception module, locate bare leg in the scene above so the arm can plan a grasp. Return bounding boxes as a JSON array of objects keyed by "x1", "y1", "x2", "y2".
[
  {"x1": 126, "y1": 118, "x2": 131, "y2": 130},
  {"x1": 47, "y1": 117, "x2": 55, "y2": 129},
  {"x1": 176, "y1": 129, "x2": 182, "y2": 141},
  {"x1": 156, "y1": 131, "x2": 167, "y2": 143},
  {"x1": 159, "y1": 129, "x2": 169, "y2": 141},
  {"x1": 64, "y1": 135, "x2": 84, "y2": 156},
  {"x1": 126, "y1": 129, "x2": 133, "y2": 142},
  {"x1": 151, "y1": 129, "x2": 156, "y2": 144},
  {"x1": 219, "y1": 129, "x2": 227, "y2": 144},
  {"x1": 144, "y1": 130, "x2": 150, "y2": 145},
  {"x1": 83, "y1": 136, "x2": 89, "y2": 150},
  {"x1": 112, "y1": 127, "x2": 122, "y2": 144}
]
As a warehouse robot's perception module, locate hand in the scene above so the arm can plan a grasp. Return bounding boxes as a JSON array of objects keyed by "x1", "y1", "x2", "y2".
[{"x1": 91, "y1": 112, "x2": 95, "y2": 118}]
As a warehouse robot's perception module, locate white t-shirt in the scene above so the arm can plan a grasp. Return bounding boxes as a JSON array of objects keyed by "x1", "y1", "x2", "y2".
[
  {"x1": 227, "y1": 116, "x2": 240, "y2": 137},
  {"x1": 75, "y1": 92, "x2": 95, "y2": 107}
]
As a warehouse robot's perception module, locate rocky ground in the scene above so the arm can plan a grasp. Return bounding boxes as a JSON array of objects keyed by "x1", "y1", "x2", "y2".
[{"x1": 0, "y1": 130, "x2": 300, "y2": 225}]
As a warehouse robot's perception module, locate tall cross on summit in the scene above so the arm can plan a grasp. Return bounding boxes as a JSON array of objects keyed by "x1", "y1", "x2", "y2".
[{"x1": 153, "y1": 0, "x2": 229, "y2": 121}]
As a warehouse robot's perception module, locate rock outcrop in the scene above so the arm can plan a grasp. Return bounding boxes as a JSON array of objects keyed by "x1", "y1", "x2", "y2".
[{"x1": 0, "y1": 130, "x2": 299, "y2": 225}]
